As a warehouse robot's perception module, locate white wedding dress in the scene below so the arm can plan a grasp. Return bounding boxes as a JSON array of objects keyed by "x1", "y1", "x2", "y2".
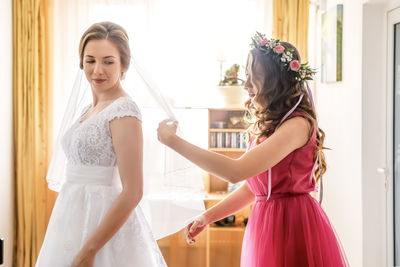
[{"x1": 36, "y1": 96, "x2": 167, "y2": 267}]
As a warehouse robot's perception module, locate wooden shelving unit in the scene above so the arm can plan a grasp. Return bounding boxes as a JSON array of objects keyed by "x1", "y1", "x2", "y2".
[
  {"x1": 203, "y1": 108, "x2": 250, "y2": 267},
  {"x1": 157, "y1": 107, "x2": 250, "y2": 267},
  {"x1": 204, "y1": 108, "x2": 248, "y2": 194}
]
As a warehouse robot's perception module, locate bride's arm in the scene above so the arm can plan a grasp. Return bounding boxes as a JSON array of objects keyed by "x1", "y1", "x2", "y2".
[{"x1": 73, "y1": 116, "x2": 143, "y2": 263}]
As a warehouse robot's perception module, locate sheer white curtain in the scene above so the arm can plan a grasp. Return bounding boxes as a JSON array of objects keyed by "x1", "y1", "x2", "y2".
[{"x1": 52, "y1": 0, "x2": 272, "y2": 136}]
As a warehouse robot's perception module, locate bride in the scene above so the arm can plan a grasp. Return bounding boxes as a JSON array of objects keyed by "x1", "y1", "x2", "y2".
[{"x1": 36, "y1": 22, "x2": 167, "y2": 267}]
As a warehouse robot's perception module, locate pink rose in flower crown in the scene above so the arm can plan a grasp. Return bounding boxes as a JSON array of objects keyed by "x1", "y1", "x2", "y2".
[
  {"x1": 260, "y1": 38, "x2": 268, "y2": 46},
  {"x1": 273, "y1": 45, "x2": 285, "y2": 54},
  {"x1": 290, "y1": 60, "x2": 301, "y2": 71}
]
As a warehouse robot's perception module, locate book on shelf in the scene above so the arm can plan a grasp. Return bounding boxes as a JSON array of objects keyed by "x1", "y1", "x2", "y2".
[
  {"x1": 225, "y1": 132, "x2": 231, "y2": 148},
  {"x1": 240, "y1": 132, "x2": 246, "y2": 149},
  {"x1": 210, "y1": 132, "x2": 216, "y2": 148},
  {"x1": 216, "y1": 132, "x2": 223, "y2": 148},
  {"x1": 231, "y1": 132, "x2": 237, "y2": 148},
  {"x1": 210, "y1": 131, "x2": 247, "y2": 149}
]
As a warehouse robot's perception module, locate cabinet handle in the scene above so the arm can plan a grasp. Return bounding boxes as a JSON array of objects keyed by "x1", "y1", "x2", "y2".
[{"x1": 376, "y1": 167, "x2": 387, "y2": 174}]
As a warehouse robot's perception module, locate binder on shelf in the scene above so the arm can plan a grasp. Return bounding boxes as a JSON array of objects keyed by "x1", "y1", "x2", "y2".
[
  {"x1": 225, "y1": 132, "x2": 231, "y2": 148},
  {"x1": 216, "y1": 132, "x2": 222, "y2": 148},
  {"x1": 231, "y1": 132, "x2": 237, "y2": 148},
  {"x1": 240, "y1": 132, "x2": 246, "y2": 149},
  {"x1": 210, "y1": 132, "x2": 216, "y2": 148}
]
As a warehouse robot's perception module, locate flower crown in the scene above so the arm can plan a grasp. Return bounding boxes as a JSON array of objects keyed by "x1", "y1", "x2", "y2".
[{"x1": 250, "y1": 32, "x2": 315, "y2": 84}]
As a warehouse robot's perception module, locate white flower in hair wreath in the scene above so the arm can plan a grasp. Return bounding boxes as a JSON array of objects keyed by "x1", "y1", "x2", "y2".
[{"x1": 251, "y1": 32, "x2": 316, "y2": 84}]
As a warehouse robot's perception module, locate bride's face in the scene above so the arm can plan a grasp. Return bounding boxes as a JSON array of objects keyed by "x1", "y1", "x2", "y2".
[{"x1": 83, "y1": 39, "x2": 125, "y2": 92}]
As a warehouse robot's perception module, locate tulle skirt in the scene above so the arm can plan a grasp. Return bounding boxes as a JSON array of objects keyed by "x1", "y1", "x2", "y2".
[
  {"x1": 36, "y1": 180, "x2": 166, "y2": 267},
  {"x1": 241, "y1": 193, "x2": 349, "y2": 267}
]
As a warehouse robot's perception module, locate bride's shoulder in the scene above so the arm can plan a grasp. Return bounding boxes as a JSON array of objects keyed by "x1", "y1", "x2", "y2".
[
  {"x1": 80, "y1": 104, "x2": 91, "y2": 116},
  {"x1": 107, "y1": 96, "x2": 142, "y2": 122}
]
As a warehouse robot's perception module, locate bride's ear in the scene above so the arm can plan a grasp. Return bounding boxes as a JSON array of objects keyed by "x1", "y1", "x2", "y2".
[
  {"x1": 120, "y1": 64, "x2": 128, "y2": 80},
  {"x1": 121, "y1": 67, "x2": 127, "y2": 80}
]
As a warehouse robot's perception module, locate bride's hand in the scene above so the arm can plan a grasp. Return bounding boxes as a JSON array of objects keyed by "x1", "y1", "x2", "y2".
[
  {"x1": 71, "y1": 250, "x2": 95, "y2": 267},
  {"x1": 157, "y1": 119, "x2": 178, "y2": 146},
  {"x1": 184, "y1": 214, "x2": 209, "y2": 245}
]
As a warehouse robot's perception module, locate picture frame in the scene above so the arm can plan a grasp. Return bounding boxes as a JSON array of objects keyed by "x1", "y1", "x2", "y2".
[{"x1": 321, "y1": 4, "x2": 343, "y2": 82}]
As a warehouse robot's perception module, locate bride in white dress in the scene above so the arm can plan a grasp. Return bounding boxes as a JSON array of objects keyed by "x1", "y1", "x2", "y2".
[{"x1": 36, "y1": 22, "x2": 167, "y2": 267}]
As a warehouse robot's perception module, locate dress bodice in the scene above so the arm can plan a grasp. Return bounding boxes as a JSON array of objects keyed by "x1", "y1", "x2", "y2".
[
  {"x1": 246, "y1": 113, "x2": 317, "y2": 196},
  {"x1": 62, "y1": 96, "x2": 142, "y2": 167},
  {"x1": 38, "y1": 96, "x2": 168, "y2": 267}
]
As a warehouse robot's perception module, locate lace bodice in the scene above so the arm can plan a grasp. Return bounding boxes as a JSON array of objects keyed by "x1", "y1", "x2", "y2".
[{"x1": 62, "y1": 96, "x2": 142, "y2": 167}]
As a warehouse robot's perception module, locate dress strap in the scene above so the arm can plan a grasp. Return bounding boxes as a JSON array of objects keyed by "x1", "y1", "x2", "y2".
[
  {"x1": 318, "y1": 151, "x2": 323, "y2": 204},
  {"x1": 310, "y1": 159, "x2": 318, "y2": 185},
  {"x1": 267, "y1": 167, "x2": 272, "y2": 200},
  {"x1": 266, "y1": 94, "x2": 303, "y2": 201},
  {"x1": 277, "y1": 94, "x2": 304, "y2": 128},
  {"x1": 265, "y1": 82, "x2": 324, "y2": 204}
]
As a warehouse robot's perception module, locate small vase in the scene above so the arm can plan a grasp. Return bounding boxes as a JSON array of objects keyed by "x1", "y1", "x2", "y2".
[{"x1": 217, "y1": 86, "x2": 247, "y2": 108}]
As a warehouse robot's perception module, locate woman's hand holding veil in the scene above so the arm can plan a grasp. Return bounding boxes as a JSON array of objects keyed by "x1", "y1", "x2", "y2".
[{"x1": 157, "y1": 119, "x2": 179, "y2": 146}]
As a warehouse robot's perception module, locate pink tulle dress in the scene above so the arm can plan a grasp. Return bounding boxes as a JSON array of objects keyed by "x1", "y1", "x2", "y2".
[{"x1": 241, "y1": 112, "x2": 349, "y2": 267}]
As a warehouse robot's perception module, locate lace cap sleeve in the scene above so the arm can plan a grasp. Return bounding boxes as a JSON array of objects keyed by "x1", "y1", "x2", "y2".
[{"x1": 107, "y1": 97, "x2": 142, "y2": 123}]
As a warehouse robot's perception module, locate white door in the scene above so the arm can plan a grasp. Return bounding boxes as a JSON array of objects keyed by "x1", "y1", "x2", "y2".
[{"x1": 387, "y1": 7, "x2": 400, "y2": 267}]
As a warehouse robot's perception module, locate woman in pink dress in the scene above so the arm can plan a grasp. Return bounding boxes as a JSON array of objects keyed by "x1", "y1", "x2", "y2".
[{"x1": 157, "y1": 33, "x2": 349, "y2": 267}]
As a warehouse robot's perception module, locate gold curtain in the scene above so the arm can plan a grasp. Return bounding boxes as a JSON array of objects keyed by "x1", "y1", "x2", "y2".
[
  {"x1": 273, "y1": 0, "x2": 309, "y2": 61},
  {"x1": 12, "y1": 0, "x2": 55, "y2": 266}
]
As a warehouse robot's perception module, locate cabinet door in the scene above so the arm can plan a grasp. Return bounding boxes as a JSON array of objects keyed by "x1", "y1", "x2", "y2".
[
  {"x1": 209, "y1": 227, "x2": 245, "y2": 267},
  {"x1": 158, "y1": 229, "x2": 207, "y2": 267}
]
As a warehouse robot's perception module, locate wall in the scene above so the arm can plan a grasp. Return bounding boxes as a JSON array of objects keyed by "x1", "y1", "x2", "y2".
[
  {"x1": 0, "y1": 0, "x2": 14, "y2": 266},
  {"x1": 315, "y1": 0, "x2": 363, "y2": 266}
]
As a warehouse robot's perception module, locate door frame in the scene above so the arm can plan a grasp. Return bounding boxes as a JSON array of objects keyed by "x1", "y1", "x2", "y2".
[{"x1": 386, "y1": 7, "x2": 400, "y2": 267}]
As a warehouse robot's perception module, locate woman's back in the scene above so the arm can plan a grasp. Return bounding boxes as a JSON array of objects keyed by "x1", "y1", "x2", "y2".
[
  {"x1": 246, "y1": 112, "x2": 317, "y2": 197},
  {"x1": 241, "y1": 114, "x2": 348, "y2": 267}
]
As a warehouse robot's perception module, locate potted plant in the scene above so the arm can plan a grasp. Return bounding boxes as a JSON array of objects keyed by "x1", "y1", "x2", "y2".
[{"x1": 218, "y1": 64, "x2": 247, "y2": 107}]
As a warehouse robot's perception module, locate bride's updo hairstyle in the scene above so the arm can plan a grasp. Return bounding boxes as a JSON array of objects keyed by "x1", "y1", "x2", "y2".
[{"x1": 78, "y1": 21, "x2": 131, "y2": 76}]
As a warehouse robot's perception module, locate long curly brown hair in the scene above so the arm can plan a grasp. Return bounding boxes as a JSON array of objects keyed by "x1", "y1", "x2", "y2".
[{"x1": 244, "y1": 42, "x2": 327, "y2": 182}]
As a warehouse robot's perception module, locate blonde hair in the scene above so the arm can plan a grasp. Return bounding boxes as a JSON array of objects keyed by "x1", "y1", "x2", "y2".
[{"x1": 79, "y1": 21, "x2": 131, "y2": 72}]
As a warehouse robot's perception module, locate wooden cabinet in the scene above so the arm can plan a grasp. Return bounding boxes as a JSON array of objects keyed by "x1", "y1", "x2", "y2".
[
  {"x1": 157, "y1": 108, "x2": 250, "y2": 267},
  {"x1": 204, "y1": 108, "x2": 248, "y2": 193}
]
